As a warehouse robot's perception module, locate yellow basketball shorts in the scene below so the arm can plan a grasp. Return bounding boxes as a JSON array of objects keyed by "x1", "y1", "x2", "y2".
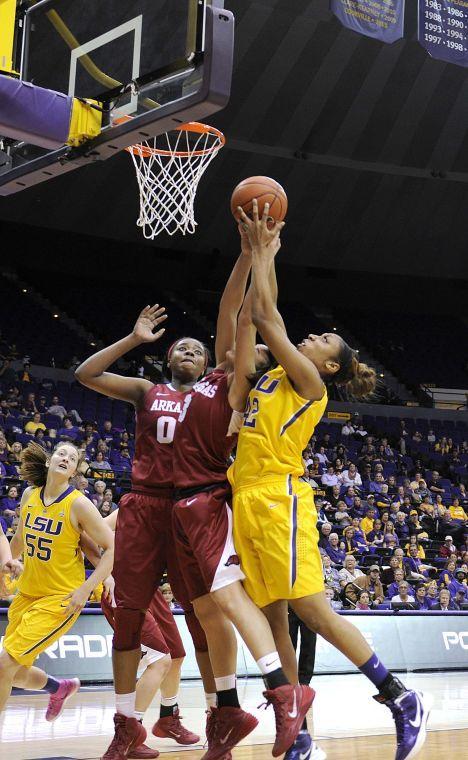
[
  {"x1": 3, "y1": 592, "x2": 80, "y2": 667},
  {"x1": 232, "y1": 476, "x2": 324, "y2": 608}
]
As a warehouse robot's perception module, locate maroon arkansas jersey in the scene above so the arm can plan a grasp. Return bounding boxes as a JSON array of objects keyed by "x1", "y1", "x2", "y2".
[
  {"x1": 131, "y1": 383, "x2": 191, "y2": 490},
  {"x1": 173, "y1": 370, "x2": 236, "y2": 489}
]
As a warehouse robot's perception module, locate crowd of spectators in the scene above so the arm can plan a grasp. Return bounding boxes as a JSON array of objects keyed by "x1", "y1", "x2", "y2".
[
  {"x1": 0, "y1": 370, "x2": 467, "y2": 613},
  {"x1": 303, "y1": 415, "x2": 468, "y2": 612}
]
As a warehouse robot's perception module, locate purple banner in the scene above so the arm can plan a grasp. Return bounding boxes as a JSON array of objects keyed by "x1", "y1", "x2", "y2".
[
  {"x1": 418, "y1": 0, "x2": 468, "y2": 66},
  {"x1": 331, "y1": 0, "x2": 405, "y2": 43}
]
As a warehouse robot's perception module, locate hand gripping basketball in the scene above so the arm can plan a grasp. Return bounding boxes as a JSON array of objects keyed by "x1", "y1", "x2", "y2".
[{"x1": 237, "y1": 199, "x2": 285, "y2": 256}]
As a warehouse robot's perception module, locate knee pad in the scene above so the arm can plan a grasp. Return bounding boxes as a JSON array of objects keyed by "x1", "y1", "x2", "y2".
[
  {"x1": 113, "y1": 608, "x2": 146, "y2": 651},
  {"x1": 185, "y1": 608, "x2": 208, "y2": 652}
]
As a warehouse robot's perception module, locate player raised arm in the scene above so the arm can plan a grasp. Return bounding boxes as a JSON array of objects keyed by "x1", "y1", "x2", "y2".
[
  {"x1": 65, "y1": 495, "x2": 114, "y2": 615},
  {"x1": 240, "y1": 201, "x2": 325, "y2": 401},
  {"x1": 227, "y1": 289, "x2": 257, "y2": 411},
  {"x1": 75, "y1": 305, "x2": 167, "y2": 406},
  {"x1": 215, "y1": 226, "x2": 252, "y2": 366}
]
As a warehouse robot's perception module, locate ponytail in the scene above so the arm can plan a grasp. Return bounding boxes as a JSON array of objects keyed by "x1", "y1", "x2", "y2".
[
  {"x1": 20, "y1": 442, "x2": 49, "y2": 486},
  {"x1": 333, "y1": 340, "x2": 377, "y2": 399}
]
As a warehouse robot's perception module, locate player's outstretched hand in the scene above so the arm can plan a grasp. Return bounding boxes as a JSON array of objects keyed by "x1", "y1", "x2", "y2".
[
  {"x1": 62, "y1": 586, "x2": 89, "y2": 616},
  {"x1": 133, "y1": 304, "x2": 167, "y2": 344},
  {"x1": 2, "y1": 559, "x2": 23, "y2": 579},
  {"x1": 238, "y1": 221, "x2": 252, "y2": 256},
  {"x1": 238, "y1": 199, "x2": 284, "y2": 256}
]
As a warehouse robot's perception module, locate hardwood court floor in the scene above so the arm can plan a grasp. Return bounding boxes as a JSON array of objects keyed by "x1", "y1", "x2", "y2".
[{"x1": 1, "y1": 671, "x2": 467, "y2": 759}]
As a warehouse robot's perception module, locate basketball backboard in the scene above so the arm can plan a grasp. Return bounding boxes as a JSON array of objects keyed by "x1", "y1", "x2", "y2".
[{"x1": 0, "y1": 0, "x2": 233, "y2": 195}]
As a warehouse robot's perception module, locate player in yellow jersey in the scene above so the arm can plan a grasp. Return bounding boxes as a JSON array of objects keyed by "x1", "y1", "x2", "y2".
[
  {"x1": 230, "y1": 200, "x2": 432, "y2": 760},
  {"x1": 0, "y1": 441, "x2": 114, "y2": 717}
]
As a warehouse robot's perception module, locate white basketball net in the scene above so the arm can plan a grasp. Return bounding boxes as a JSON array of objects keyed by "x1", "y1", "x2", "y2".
[{"x1": 127, "y1": 123, "x2": 225, "y2": 239}]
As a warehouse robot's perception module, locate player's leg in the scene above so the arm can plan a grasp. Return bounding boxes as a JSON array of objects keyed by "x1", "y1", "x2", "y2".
[
  {"x1": 150, "y1": 657, "x2": 200, "y2": 745},
  {"x1": 263, "y1": 600, "x2": 298, "y2": 683},
  {"x1": 105, "y1": 494, "x2": 168, "y2": 760},
  {"x1": 12, "y1": 665, "x2": 80, "y2": 722},
  {"x1": 0, "y1": 650, "x2": 21, "y2": 711},
  {"x1": 135, "y1": 652, "x2": 171, "y2": 714}
]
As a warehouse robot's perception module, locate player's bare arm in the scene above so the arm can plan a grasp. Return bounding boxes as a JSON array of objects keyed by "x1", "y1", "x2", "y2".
[
  {"x1": 75, "y1": 304, "x2": 167, "y2": 406},
  {"x1": 65, "y1": 495, "x2": 115, "y2": 615},
  {"x1": 240, "y1": 202, "x2": 324, "y2": 401},
  {"x1": 228, "y1": 289, "x2": 257, "y2": 411},
  {"x1": 8, "y1": 485, "x2": 33, "y2": 561},
  {"x1": 0, "y1": 524, "x2": 22, "y2": 578},
  {"x1": 215, "y1": 225, "x2": 252, "y2": 366}
]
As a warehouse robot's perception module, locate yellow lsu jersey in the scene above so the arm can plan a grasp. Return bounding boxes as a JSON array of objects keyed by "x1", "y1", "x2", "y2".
[
  {"x1": 229, "y1": 365, "x2": 328, "y2": 489},
  {"x1": 19, "y1": 486, "x2": 85, "y2": 597}
]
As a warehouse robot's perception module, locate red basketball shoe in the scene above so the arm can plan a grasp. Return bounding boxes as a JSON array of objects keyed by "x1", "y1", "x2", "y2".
[
  {"x1": 263, "y1": 684, "x2": 315, "y2": 757},
  {"x1": 152, "y1": 707, "x2": 200, "y2": 744},
  {"x1": 129, "y1": 743, "x2": 160, "y2": 759},
  {"x1": 201, "y1": 705, "x2": 258, "y2": 760},
  {"x1": 45, "y1": 677, "x2": 80, "y2": 722},
  {"x1": 101, "y1": 714, "x2": 147, "y2": 760}
]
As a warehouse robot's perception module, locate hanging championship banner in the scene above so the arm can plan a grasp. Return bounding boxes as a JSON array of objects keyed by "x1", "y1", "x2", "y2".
[
  {"x1": 331, "y1": 0, "x2": 405, "y2": 43},
  {"x1": 418, "y1": 0, "x2": 468, "y2": 66}
]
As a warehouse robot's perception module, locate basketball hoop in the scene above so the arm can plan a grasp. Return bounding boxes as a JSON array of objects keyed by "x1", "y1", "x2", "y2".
[{"x1": 121, "y1": 121, "x2": 225, "y2": 239}]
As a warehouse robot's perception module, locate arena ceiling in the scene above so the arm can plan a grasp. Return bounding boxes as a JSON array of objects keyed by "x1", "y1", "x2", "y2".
[{"x1": 1, "y1": 0, "x2": 468, "y2": 281}]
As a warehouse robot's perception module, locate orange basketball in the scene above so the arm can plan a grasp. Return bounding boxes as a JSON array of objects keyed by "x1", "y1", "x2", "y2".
[{"x1": 230, "y1": 176, "x2": 288, "y2": 225}]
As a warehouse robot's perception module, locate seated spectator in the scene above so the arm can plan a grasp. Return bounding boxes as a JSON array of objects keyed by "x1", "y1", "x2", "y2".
[
  {"x1": 318, "y1": 522, "x2": 333, "y2": 549},
  {"x1": 99, "y1": 499, "x2": 114, "y2": 518},
  {"x1": 22, "y1": 391, "x2": 38, "y2": 415},
  {"x1": 110, "y1": 444, "x2": 133, "y2": 472},
  {"x1": 454, "y1": 588, "x2": 467, "y2": 609},
  {"x1": 24, "y1": 412, "x2": 46, "y2": 435},
  {"x1": 427, "y1": 429, "x2": 436, "y2": 443},
  {"x1": 0, "y1": 485, "x2": 19, "y2": 527},
  {"x1": 448, "y1": 569, "x2": 468, "y2": 602},
  {"x1": 341, "y1": 582, "x2": 359, "y2": 609},
  {"x1": 352, "y1": 495, "x2": 366, "y2": 518},
  {"x1": 355, "y1": 590, "x2": 371, "y2": 610},
  {"x1": 57, "y1": 416, "x2": 80, "y2": 441},
  {"x1": 432, "y1": 588, "x2": 459, "y2": 611},
  {"x1": 361, "y1": 508, "x2": 378, "y2": 537},
  {"x1": 100, "y1": 419, "x2": 115, "y2": 444},
  {"x1": 414, "y1": 584, "x2": 431, "y2": 610},
  {"x1": 439, "y1": 535, "x2": 458, "y2": 558},
  {"x1": 405, "y1": 545, "x2": 432, "y2": 580},
  {"x1": 307, "y1": 459, "x2": 322, "y2": 481},
  {"x1": 367, "y1": 519, "x2": 384, "y2": 547},
  {"x1": 412, "y1": 480, "x2": 432, "y2": 505},
  {"x1": 89, "y1": 451, "x2": 112, "y2": 471},
  {"x1": 342, "y1": 526, "x2": 365, "y2": 556},
  {"x1": 405, "y1": 534, "x2": 426, "y2": 558},
  {"x1": 384, "y1": 521, "x2": 399, "y2": 544},
  {"x1": 407, "y1": 511, "x2": 428, "y2": 540},
  {"x1": 74, "y1": 474, "x2": 91, "y2": 496},
  {"x1": 47, "y1": 395, "x2": 67, "y2": 419},
  {"x1": 34, "y1": 428, "x2": 52, "y2": 451},
  {"x1": 386, "y1": 474, "x2": 398, "y2": 496},
  {"x1": 321, "y1": 465, "x2": 340, "y2": 488},
  {"x1": 315, "y1": 446, "x2": 329, "y2": 466},
  {"x1": 91, "y1": 479, "x2": 106, "y2": 509},
  {"x1": 333, "y1": 457, "x2": 345, "y2": 475},
  {"x1": 448, "y1": 498, "x2": 467, "y2": 525},
  {"x1": 325, "y1": 533, "x2": 346, "y2": 565},
  {"x1": 425, "y1": 580, "x2": 439, "y2": 606},
  {"x1": 18, "y1": 362, "x2": 33, "y2": 383},
  {"x1": 338, "y1": 554, "x2": 365, "y2": 587},
  {"x1": 341, "y1": 463, "x2": 362, "y2": 488},
  {"x1": 428, "y1": 471, "x2": 445, "y2": 496},
  {"x1": 391, "y1": 581, "x2": 415, "y2": 605},
  {"x1": 374, "y1": 484, "x2": 392, "y2": 510},
  {"x1": 435, "y1": 437, "x2": 451, "y2": 454},
  {"x1": 343, "y1": 486, "x2": 357, "y2": 509},
  {"x1": 341, "y1": 421, "x2": 355, "y2": 437},
  {"x1": 354, "y1": 424, "x2": 368, "y2": 438},
  {"x1": 350, "y1": 517, "x2": 367, "y2": 543},
  {"x1": 394, "y1": 512, "x2": 410, "y2": 541},
  {"x1": 354, "y1": 565, "x2": 384, "y2": 605},
  {"x1": 103, "y1": 488, "x2": 119, "y2": 512},
  {"x1": 322, "y1": 555, "x2": 341, "y2": 592},
  {"x1": 327, "y1": 484, "x2": 342, "y2": 511},
  {"x1": 369, "y1": 472, "x2": 386, "y2": 494},
  {"x1": 325, "y1": 586, "x2": 343, "y2": 610},
  {"x1": 0, "y1": 438, "x2": 8, "y2": 463},
  {"x1": 458, "y1": 484, "x2": 468, "y2": 508},
  {"x1": 36, "y1": 395, "x2": 48, "y2": 415},
  {"x1": 385, "y1": 568, "x2": 406, "y2": 599},
  {"x1": 439, "y1": 558, "x2": 457, "y2": 588}
]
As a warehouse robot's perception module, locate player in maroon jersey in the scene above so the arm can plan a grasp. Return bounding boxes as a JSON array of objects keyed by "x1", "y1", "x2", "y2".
[
  {"x1": 171, "y1": 227, "x2": 314, "y2": 760},
  {"x1": 75, "y1": 310, "x2": 216, "y2": 760}
]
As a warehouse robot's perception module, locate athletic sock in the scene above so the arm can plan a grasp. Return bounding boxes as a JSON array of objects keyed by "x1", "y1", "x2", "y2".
[
  {"x1": 160, "y1": 695, "x2": 178, "y2": 718},
  {"x1": 115, "y1": 691, "x2": 136, "y2": 718},
  {"x1": 43, "y1": 676, "x2": 61, "y2": 694},
  {"x1": 215, "y1": 675, "x2": 240, "y2": 708},
  {"x1": 359, "y1": 654, "x2": 406, "y2": 699},
  {"x1": 205, "y1": 692, "x2": 217, "y2": 709},
  {"x1": 135, "y1": 710, "x2": 145, "y2": 723},
  {"x1": 257, "y1": 653, "x2": 288, "y2": 690}
]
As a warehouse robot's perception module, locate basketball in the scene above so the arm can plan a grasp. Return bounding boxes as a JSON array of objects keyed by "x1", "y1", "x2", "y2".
[{"x1": 230, "y1": 176, "x2": 288, "y2": 225}]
